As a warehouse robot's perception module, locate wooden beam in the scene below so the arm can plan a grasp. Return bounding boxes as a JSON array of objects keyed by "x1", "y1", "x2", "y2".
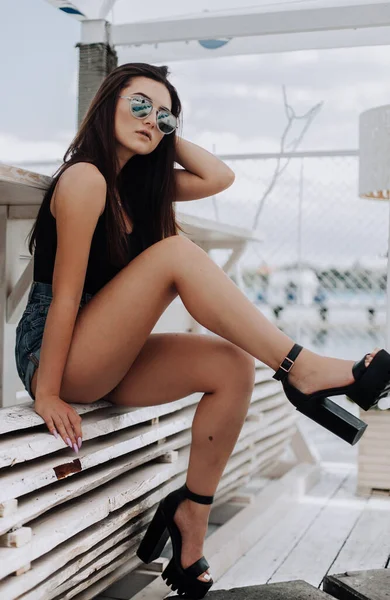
[{"x1": 112, "y1": 3, "x2": 390, "y2": 46}]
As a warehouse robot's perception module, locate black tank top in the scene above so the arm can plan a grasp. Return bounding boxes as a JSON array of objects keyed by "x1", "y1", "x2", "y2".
[{"x1": 33, "y1": 199, "x2": 139, "y2": 296}]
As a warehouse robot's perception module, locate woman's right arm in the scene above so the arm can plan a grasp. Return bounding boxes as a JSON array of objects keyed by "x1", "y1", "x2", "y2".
[{"x1": 33, "y1": 163, "x2": 107, "y2": 450}]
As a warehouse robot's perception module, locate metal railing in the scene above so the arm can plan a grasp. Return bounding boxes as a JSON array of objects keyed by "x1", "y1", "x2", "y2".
[{"x1": 201, "y1": 150, "x2": 388, "y2": 359}]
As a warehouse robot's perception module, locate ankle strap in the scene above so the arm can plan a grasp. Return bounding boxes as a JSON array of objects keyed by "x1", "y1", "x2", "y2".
[
  {"x1": 183, "y1": 483, "x2": 214, "y2": 505},
  {"x1": 273, "y1": 343, "x2": 303, "y2": 382}
]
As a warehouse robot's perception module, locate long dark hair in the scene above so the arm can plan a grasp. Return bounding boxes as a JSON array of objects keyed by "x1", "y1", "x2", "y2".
[{"x1": 27, "y1": 62, "x2": 185, "y2": 268}]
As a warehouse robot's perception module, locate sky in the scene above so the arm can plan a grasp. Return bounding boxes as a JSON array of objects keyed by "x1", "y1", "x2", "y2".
[{"x1": 2, "y1": 0, "x2": 390, "y2": 269}]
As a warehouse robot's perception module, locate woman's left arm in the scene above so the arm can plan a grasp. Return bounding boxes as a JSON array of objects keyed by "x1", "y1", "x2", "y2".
[{"x1": 173, "y1": 136, "x2": 235, "y2": 202}]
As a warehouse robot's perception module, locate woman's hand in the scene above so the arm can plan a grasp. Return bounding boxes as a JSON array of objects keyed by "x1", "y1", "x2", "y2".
[{"x1": 34, "y1": 394, "x2": 82, "y2": 452}]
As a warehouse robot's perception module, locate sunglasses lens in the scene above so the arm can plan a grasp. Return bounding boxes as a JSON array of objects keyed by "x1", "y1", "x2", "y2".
[
  {"x1": 130, "y1": 96, "x2": 153, "y2": 118},
  {"x1": 157, "y1": 111, "x2": 177, "y2": 134}
]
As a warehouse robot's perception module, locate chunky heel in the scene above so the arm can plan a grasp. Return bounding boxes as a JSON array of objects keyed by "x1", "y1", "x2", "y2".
[
  {"x1": 136, "y1": 503, "x2": 169, "y2": 563},
  {"x1": 295, "y1": 395, "x2": 367, "y2": 445},
  {"x1": 137, "y1": 483, "x2": 214, "y2": 598},
  {"x1": 272, "y1": 343, "x2": 389, "y2": 446}
]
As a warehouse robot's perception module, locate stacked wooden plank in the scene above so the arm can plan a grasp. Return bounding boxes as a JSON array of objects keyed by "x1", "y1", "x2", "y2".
[
  {"x1": 357, "y1": 409, "x2": 390, "y2": 496},
  {"x1": 0, "y1": 360, "x2": 297, "y2": 599}
]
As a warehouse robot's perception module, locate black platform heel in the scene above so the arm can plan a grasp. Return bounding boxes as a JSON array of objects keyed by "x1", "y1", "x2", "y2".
[
  {"x1": 136, "y1": 483, "x2": 214, "y2": 599},
  {"x1": 273, "y1": 343, "x2": 390, "y2": 446}
]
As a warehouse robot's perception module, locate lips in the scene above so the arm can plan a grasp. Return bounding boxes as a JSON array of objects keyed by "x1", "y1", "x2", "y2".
[{"x1": 136, "y1": 130, "x2": 151, "y2": 140}]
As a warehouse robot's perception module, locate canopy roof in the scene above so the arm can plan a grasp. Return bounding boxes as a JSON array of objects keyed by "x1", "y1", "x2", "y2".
[{"x1": 45, "y1": 0, "x2": 390, "y2": 61}]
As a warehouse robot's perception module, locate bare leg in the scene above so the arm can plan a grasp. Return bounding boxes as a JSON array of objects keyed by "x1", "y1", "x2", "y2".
[
  {"x1": 176, "y1": 357, "x2": 254, "y2": 582},
  {"x1": 171, "y1": 237, "x2": 378, "y2": 395}
]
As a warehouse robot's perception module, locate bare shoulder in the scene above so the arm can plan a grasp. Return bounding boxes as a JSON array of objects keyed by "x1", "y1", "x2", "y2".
[
  {"x1": 53, "y1": 162, "x2": 107, "y2": 218},
  {"x1": 58, "y1": 162, "x2": 106, "y2": 192}
]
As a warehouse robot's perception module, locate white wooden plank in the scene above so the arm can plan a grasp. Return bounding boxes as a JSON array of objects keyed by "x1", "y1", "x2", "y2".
[
  {"x1": 0, "y1": 395, "x2": 199, "y2": 466},
  {"x1": 0, "y1": 434, "x2": 191, "y2": 539},
  {"x1": 0, "y1": 454, "x2": 188, "y2": 580},
  {"x1": 2, "y1": 397, "x2": 293, "y2": 505},
  {"x1": 1, "y1": 436, "x2": 287, "y2": 594},
  {"x1": 0, "y1": 482, "x2": 175, "y2": 596},
  {"x1": 0, "y1": 412, "x2": 294, "y2": 574},
  {"x1": 267, "y1": 469, "x2": 367, "y2": 587},
  {"x1": 214, "y1": 466, "x2": 347, "y2": 589},
  {"x1": 0, "y1": 399, "x2": 111, "y2": 435},
  {"x1": 20, "y1": 534, "x2": 144, "y2": 600},
  {"x1": 329, "y1": 492, "x2": 390, "y2": 574},
  {"x1": 0, "y1": 392, "x2": 200, "y2": 439},
  {"x1": 1, "y1": 408, "x2": 197, "y2": 502}
]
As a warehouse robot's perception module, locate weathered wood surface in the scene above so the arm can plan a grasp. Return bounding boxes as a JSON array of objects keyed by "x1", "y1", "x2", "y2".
[
  {"x1": 357, "y1": 410, "x2": 390, "y2": 495},
  {"x1": 323, "y1": 568, "x2": 390, "y2": 600},
  {"x1": 215, "y1": 466, "x2": 355, "y2": 590},
  {"x1": 211, "y1": 463, "x2": 390, "y2": 598}
]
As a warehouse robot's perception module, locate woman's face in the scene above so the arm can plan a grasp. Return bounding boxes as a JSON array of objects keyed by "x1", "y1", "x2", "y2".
[{"x1": 114, "y1": 76, "x2": 173, "y2": 166}]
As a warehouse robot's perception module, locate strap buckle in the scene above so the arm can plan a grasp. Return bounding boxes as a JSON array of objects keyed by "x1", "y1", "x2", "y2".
[{"x1": 279, "y1": 356, "x2": 294, "y2": 373}]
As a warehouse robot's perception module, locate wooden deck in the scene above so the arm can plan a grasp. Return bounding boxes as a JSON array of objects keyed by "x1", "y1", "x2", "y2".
[
  {"x1": 214, "y1": 461, "x2": 390, "y2": 593},
  {"x1": 94, "y1": 458, "x2": 390, "y2": 599}
]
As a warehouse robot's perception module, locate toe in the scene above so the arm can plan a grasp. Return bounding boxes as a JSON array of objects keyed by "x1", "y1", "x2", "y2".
[
  {"x1": 365, "y1": 348, "x2": 381, "y2": 367},
  {"x1": 199, "y1": 570, "x2": 212, "y2": 582}
]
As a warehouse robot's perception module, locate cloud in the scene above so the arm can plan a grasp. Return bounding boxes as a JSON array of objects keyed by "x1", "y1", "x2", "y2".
[{"x1": 0, "y1": 133, "x2": 71, "y2": 163}]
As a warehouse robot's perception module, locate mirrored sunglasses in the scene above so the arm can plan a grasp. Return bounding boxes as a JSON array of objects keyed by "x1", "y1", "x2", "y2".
[{"x1": 119, "y1": 94, "x2": 177, "y2": 135}]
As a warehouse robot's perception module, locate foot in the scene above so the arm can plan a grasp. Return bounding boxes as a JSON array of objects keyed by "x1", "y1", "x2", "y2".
[
  {"x1": 173, "y1": 498, "x2": 213, "y2": 584},
  {"x1": 287, "y1": 347, "x2": 381, "y2": 396}
]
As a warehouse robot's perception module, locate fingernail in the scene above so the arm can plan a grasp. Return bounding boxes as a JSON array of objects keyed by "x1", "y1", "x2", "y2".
[
  {"x1": 73, "y1": 443, "x2": 79, "y2": 453},
  {"x1": 78, "y1": 437, "x2": 82, "y2": 449},
  {"x1": 53, "y1": 429, "x2": 58, "y2": 438},
  {"x1": 66, "y1": 437, "x2": 72, "y2": 448}
]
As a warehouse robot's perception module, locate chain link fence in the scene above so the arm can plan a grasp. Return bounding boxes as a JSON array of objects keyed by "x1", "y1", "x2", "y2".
[{"x1": 182, "y1": 150, "x2": 389, "y2": 360}]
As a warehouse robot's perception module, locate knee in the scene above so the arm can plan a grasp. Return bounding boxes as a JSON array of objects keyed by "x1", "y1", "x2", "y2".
[{"x1": 221, "y1": 342, "x2": 256, "y2": 393}]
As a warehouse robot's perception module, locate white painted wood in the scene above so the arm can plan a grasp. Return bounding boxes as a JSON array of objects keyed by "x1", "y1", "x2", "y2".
[
  {"x1": 0, "y1": 395, "x2": 198, "y2": 468},
  {"x1": 290, "y1": 421, "x2": 321, "y2": 465},
  {"x1": 215, "y1": 466, "x2": 347, "y2": 589},
  {"x1": 329, "y1": 491, "x2": 390, "y2": 573},
  {"x1": 268, "y1": 470, "x2": 366, "y2": 587},
  {"x1": 120, "y1": 25, "x2": 390, "y2": 64},
  {"x1": 111, "y1": 2, "x2": 390, "y2": 46},
  {"x1": 0, "y1": 484, "x2": 169, "y2": 597},
  {"x1": 1, "y1": 393, "x2": 292, "y2": 504},
  {"x1": 0, "y1": 406, "x2": 295, "y2": 575},
  {"x1": 0, "y1": 527, "x2": 32, "y2": 548},
  {"x1": 0, "y1": 498, "x2": 18, "y2": 517},
  {"x1": 0, "y1": 409, "x2": 195, "y2": 502},
  {"x1": 0, "y1": 399, "x2": 110, "y2": 435},
  {"x1": 6, "y1": 259, "x2": 33, "y2": 324},
  {"x1": 357, "y1": 409, "x2": 390, "y2": 493}
]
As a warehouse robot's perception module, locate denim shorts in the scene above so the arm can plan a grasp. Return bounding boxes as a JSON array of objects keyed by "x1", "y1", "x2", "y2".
[{"x1": 14, "y1": 281, "x2": 94, "y2": 401}]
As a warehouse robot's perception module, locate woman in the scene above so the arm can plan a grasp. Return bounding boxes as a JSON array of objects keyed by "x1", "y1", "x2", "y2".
[{"x1": 14, "y1": 62, "x2": 390, "y2": 599}]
